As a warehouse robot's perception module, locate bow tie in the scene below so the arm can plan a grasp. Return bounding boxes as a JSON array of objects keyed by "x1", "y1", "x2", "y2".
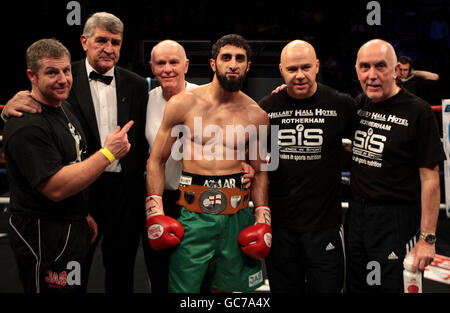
[{"x1": 89, "y1": 71, "x2": 113, "y2": 85}]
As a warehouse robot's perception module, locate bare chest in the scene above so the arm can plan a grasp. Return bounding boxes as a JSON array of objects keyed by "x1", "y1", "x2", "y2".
[{"x1": 184, "y1": 106, "x2": 255, "y2": 149}]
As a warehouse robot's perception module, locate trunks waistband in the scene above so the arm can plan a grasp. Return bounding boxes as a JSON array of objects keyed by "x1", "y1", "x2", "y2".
[{"x1": 180, "y1": 171, "x2": 244, "y2": 189}]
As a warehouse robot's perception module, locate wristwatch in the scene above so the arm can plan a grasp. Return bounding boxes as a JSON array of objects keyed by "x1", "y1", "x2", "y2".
[{"x1": 420, "y1": 232, "x2": 437, "y2": 244}]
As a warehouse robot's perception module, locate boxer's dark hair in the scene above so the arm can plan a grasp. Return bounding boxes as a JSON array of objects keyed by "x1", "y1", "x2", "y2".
[{"x1": 211, "y1": 34, "x2": 252, "y2": 61}]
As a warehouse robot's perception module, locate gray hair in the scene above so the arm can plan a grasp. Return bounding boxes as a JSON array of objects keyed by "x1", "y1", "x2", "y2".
[
  {"x1": 83, "y1": 12, "x2": 124, "y2": 38},
  {"x1": 26, "y1": 38, "x2": 71, "y2": 74}
]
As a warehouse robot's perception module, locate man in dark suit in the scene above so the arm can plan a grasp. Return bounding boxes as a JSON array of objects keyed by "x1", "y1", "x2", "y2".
[{"x1": 2, "y1": 12, "x2": 149, "y2": 293}]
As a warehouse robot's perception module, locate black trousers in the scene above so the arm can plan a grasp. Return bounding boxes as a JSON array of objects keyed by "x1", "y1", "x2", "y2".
[
  {"x1": 265, "y1": 224, "x2": 345, "y2": 293},
  {"x1": 83, "y1": 172, "x2": 145, "y2": 293},
  {"x1": 344, "y1": 196, "x2": 420, "y2": 293},
  {"x1": 9, "y1": 215, "x2": 90, "y2": 293}
]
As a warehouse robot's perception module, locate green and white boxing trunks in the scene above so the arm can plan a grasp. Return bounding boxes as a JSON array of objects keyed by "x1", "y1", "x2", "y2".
[{"x1": 168, "y1": 206, "x2": 264, "y2": 293}]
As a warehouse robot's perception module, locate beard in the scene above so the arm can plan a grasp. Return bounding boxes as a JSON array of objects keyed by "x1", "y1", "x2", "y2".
[{"x1": 216, "y1": 70, "x2": 246, "y2": 92}]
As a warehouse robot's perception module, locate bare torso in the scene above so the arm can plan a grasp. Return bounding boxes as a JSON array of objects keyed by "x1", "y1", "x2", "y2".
[{"x1": 169, "y1": 83, "x2": 267, "y2": 175}]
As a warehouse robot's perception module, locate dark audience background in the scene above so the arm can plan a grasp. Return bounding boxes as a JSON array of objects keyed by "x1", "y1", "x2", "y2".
[{"x1": 0, "y1": 0, "x2": 449, "y2": 104}]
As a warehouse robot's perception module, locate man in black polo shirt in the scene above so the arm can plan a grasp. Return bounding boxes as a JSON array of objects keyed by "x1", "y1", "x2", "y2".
[{"x1": 346, "y1": 39, "x2": 445, "y2": 293}]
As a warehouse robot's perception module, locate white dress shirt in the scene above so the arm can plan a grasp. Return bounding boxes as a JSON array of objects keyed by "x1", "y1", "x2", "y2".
[
  {"x1": 145, "y1": 82, "x2": 197, "y2": 190},
  {"x1": 85, "y1": 59, "x2": 121, "y2": 172}
]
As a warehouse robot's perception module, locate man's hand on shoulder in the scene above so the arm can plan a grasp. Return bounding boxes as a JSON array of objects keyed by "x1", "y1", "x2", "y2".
[
  {"x1": 3, "y1": 91, "x2": 42, "y2": 119},
  {"x1": 271, "y1": 84, "x2": 287, "y2": 94}
]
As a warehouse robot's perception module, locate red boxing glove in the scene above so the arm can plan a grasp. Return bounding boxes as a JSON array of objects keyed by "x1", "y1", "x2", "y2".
[
  {"x1": 238, "y1": 223, "x2": 272, "y2": 260},
  {"x1": 146, "y1": 214, "x2": 184, "y2": 250}
]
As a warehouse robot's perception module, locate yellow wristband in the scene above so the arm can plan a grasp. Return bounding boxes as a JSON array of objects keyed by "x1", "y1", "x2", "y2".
[{"x1": 99, "y1": 147, "x2": 116, "y2": 164}]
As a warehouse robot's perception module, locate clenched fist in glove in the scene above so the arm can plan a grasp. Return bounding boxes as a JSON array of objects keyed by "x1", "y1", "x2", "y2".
[
  {"x1": 146, "y1": 214, "x2": 184, "y2": 250},
  {"x1": 238, "y1": 223, "x2": 272, "y2": 260}
]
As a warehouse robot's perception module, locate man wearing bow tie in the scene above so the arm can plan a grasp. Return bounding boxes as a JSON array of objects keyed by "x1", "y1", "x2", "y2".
[{"x1": 3, "y1": 12, "x2": 149, "y2": 293}]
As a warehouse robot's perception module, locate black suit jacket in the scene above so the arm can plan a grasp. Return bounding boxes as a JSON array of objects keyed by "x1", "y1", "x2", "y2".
[{"x1": 67, "y1": 59, "x2": 149, "y2": 189}]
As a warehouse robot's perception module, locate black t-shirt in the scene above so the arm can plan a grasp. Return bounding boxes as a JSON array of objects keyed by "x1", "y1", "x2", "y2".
[
  {"x1": 259, "y1": 83, "x2": 357, "y2": 232},
  {"x1": 350, "y1": 89, "x2": 446, "y2": 203},
  {"x1": 3, "y1": 101, "x2": 88, "y2": 220}
]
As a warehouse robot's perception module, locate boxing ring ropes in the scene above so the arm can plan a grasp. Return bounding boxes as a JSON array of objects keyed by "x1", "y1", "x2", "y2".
[{"x1": 0, "y1": 104, "x2": 446, "y2": 210}]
